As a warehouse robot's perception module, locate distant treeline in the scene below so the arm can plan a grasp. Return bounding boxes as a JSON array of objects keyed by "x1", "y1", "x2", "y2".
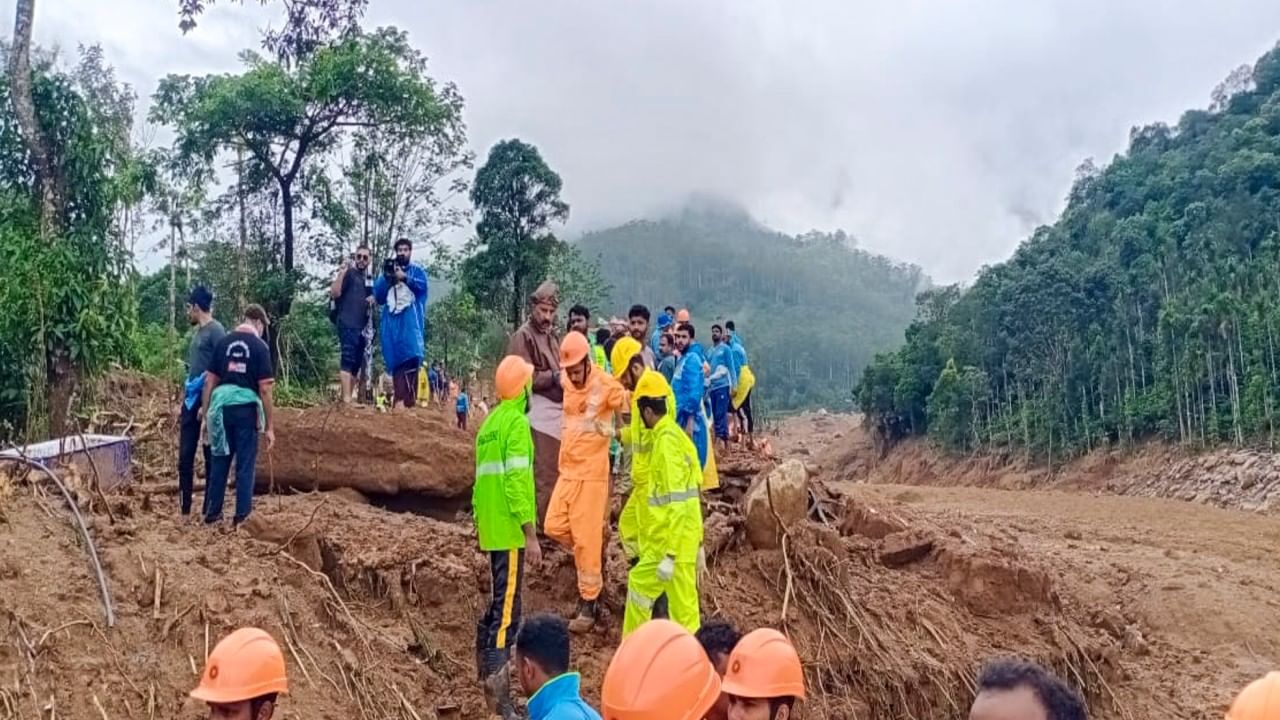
[
  {"x1": 577, "y1": 200, "x2": 927, "y2": 412},
  {"x1": 857, "y1": 44, "x2": 1280, "y2": 460}
]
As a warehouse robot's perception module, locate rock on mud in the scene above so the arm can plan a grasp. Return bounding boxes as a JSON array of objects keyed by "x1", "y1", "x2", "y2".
[
  {"x1": 936, "y1": 545, "x2": 1058, "y2": 615},
  {"x1": 743, "y1": 459, "x2": 809, "y2": 549},
  {"x1": 877, "y1": 530, "x2": 935, "y2": 567},
  {"x1": 840, "y1": 498, "x2": 910, "y2": 540}
]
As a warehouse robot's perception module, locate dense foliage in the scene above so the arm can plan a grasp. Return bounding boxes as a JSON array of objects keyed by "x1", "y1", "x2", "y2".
[
  {"x1": 857, "y1": 44, "x2": 1280, "y2": 459},
  {"x1": 0, "y1": 46, "x2": 143, "y2": 436},
  {"x1": 577, "y1": 198, "x2": 926, "y2": 411}
]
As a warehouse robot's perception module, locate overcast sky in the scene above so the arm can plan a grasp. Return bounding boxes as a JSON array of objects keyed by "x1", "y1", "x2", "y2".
[{"x1": 24, "y1": 0, "x2": 1280, "y2": 282}]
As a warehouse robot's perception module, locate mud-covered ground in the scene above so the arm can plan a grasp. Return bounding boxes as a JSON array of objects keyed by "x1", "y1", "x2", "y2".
[{"x1": 1, "y1": 386, "x2": 1274, "y2": 719}]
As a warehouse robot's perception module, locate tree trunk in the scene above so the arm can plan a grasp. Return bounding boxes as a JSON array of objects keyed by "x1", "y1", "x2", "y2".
[
  {"x1": 8, "y1": 0, "x2": 60, "y2": 237},
  {"x1": 236, "y1": 146, "x2": 248, "y2": 313},
  {"x1": 12, "y1": 0, "x2": 77, "y2": 437},
  {"x1": 510, "y1": 270, "x2": 522, "y2": 329},
  {"x1": 281, "y1": 178, "x2": 296, "y2": 273},
  {"x1": 169, "y1": 221, "x2": 177, "y2": 373}
]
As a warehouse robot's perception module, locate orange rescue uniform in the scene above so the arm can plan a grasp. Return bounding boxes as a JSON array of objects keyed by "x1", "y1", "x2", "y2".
[{"x1": 545, "y1": 364, "x2": 627, "y2": 601}]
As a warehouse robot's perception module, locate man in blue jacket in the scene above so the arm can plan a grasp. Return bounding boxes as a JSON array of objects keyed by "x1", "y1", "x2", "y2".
[
  {"x1": 373, "y1": 237, "x2": 428, "y2": 408},
  {"x1": 514, "y1": 614, "x2": 601, "y2": 720},
  {"x1": 707, "y1": 323, "x2": 737, "y2": 453},
  {"x1": 672, "y1": 322, "x2": 710, "y2": 470}
]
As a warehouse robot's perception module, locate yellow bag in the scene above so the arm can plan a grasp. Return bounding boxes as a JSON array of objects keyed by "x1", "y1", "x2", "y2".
[
  {"x1": 416, "y1": 371, "x2": 431, "y2": 407},
  {"x1": 732, "y1": 365, "x2": 755, "y2": 410}
]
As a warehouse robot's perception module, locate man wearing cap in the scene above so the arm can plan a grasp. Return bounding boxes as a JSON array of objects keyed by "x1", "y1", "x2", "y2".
[
  {"x1": 178, "y1": 285, "x2": 225, "y2": 520},
  {"x1": 651, "y1": 308, "x2": 674, "y2": 357},
  {"x1": 546, "y1": 331, "x2": 627, "y2": 633},
  {"x1": 622, "y1": 370, "x2": 704, "y2": 637},
  {"x1": 473, "y1": 355, "x2": 542, "y2": 719},
  {"x1": 329, "y1": 245, "x2": 374, "y2": 404},
  {"x1": 190, "y1": 627, "x2": 288, "y2": 719},
  {"x1": 507, "y1": 280, "x2": 563, "y2": 525}
]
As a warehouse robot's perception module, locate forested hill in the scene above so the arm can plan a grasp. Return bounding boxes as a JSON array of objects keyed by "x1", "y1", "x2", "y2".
[
  {"x1": 856, "y1": 44, "x2": 1280, "y2": 459},
  {"x1": 575, "y1": 199, "x2": 927, "y2": 411}
]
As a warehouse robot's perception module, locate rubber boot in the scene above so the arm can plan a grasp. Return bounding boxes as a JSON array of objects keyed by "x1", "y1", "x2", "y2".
[
  {"x1": 481, "y1": 648, "x2": 518, "y2": 720},
  {"x1": 568, "y1": 599, "x2": 598, "y2": 634}
]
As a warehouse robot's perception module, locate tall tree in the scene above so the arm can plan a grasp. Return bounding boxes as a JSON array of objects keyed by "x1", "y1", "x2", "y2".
[
  {"x1": 151, "y1": 27, "x2": 459, "y2": 321},
  {"x1": 462, "y1": 139, "x2": 569, "y2": 327},
  {"x1": 177, "y1": 0, "x2": 369, "y2": 66},
  {"x1": 1, "y1": 43, "x2": 140, "y2": 436},
  {"x1": 8, "y1": 0, "x2": 59, "y2": 237}
]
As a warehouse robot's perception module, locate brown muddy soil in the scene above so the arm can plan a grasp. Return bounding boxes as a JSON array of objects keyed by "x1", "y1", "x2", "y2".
[{"x1": 1, "y1": 385, "x2": 1270, "y2": 719}]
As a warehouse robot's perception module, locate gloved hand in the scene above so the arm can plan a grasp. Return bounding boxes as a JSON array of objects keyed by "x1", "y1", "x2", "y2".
[
  {"x1": 697, "y1": 546, "x2": 707, "y2": 577},
  {"x1": 657, "y1": 555, "x2": 675, "y2": 583}
]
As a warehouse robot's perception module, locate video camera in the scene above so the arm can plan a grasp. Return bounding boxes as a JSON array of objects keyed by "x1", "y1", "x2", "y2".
[{"x1": 383, "y1": 256, "x2": 409, "y2": 280}]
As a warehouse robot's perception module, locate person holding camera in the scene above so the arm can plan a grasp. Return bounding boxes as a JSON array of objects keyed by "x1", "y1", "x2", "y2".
[
  {"x1": 330, "y1": 245, "x2": 374, "y2": 404},
  {"x1": 373, "y1": 237, "x2": 429, "y2": 408}
]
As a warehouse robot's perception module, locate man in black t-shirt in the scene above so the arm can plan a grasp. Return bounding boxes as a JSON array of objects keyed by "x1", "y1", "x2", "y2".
[
  {"x1": 330, "y1": 245, "x2": 374, "y2": 403},
  {"x1": 199, "y1": 304, "x2": 276, "y2": 526}
]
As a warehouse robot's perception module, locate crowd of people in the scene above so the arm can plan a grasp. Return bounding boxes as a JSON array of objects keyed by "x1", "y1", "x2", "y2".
[
  {"x1": 174, "y1": 265, "x2": 1275, "y2": 719},
  {"x1": 188, "y1": 616, "x2": 1280, "y2": 719}
]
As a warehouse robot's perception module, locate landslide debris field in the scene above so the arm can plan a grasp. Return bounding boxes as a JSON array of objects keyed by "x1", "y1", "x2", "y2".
[{"x1": 1, "y1": 378, "x2": 1275, "y2": 719}]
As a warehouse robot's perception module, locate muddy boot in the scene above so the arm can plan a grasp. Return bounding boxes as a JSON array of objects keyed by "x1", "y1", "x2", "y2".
[
  {"x1": 481, "y1": 649, "x2": 517, "y2": 720},
  {"x1": 567, "y1": 599, "x2": 598, "y2": 634}
]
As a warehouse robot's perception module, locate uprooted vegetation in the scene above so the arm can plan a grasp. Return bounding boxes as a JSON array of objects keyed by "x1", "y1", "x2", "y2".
[{"x1": 0, "y1": 373, "x2": 1217, "y2": 719}]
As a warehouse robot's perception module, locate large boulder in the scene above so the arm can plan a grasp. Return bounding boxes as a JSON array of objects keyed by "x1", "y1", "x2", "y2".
[
  {"x1": 256, "y1": 406, "x2": 474, "y2": 498},
  {"x1": 743, "y1": 459, "x2": 809, "y2": 549}
]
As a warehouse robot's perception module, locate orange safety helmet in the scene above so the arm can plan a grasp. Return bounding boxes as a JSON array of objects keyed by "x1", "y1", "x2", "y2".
[
  {"x1": 676, "y1": 309, "x2": 691, "y2": 323},
  {"x1": 601, "y1": 620, "x2": 721, "y2": 720},
  {"x1": 1227, "y1": 672, "x2": 1280, "y2": 720},
  {"x1": 495, "y1": 355, "x2": 535, "y2": 401},
  {"x1": 719, "y1": 628, "x2": 806, "y2": 700},
  {"x1": 190, "y1": 627, "x2": 289, "y2": 705},
  {"x1": 560, "y1": 331, "x2": 591, "y2": 368}
]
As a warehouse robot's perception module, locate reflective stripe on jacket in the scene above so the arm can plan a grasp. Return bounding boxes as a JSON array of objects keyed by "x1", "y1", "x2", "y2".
[
  {"x1": 641, "y1": 415, "x2": 704, "y2": 563},
  {"x1": 472, "y1": 394, "x2": 536, "y2": 551}
]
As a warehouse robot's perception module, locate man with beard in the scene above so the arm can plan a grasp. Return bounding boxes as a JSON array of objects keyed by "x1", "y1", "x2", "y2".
[
  {"x1": 329, "y1": 245, "x2": 373, "y2": 403},
  {"x1": 628, "y1": 304, "x2": 657, "y2": 369},
  {"x1": 508, "y1": 281, "x2": 563, "y2": 525}
]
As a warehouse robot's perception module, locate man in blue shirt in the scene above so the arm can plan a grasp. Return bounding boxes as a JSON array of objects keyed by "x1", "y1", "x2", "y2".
[
  {"x1": 707, "y1": 323, "x2": 737, "y2": 452},
  {"x1": 456, "y1": 388, "x2": 470, "y2": 430},
  {"x1": 514, "y1": 614, "x2": 600, "y2": 720},
  {"x1": 672, "y1": 322, "x2": 710, "y2": 470}
]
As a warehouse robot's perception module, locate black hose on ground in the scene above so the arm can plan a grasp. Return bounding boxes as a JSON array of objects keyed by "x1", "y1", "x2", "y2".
[{"x1": 0, "y1": 456, "x2": 116, "y2": 627}]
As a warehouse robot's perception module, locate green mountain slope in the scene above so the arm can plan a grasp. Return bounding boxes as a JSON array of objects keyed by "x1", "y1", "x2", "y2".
[
  {"x1": 575, "y1": 199, "x2": 927, "y2": 412},
  {"x1": 857, "y1": 43, "x2": 1280, "y2": 457}
]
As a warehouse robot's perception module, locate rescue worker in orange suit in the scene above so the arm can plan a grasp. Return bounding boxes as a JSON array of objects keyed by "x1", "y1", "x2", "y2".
[
  {"x1": 507, "y1": 281, "x2": 563, "y2": 526},
  {"x1": 601, "y1": 619, "x2": 722, "y2": 720},
  {"x1": 1226, "y1": 671, "x2": 1280, "y2": 720},
  {"x1": 190, "y1": 627, "x2": 288, "y2": 720},
  {"x1": 719, "y1": 629, "x2": 806, "y2": 720},
  {"x1": 473, "y1": 355, "x2": 543, "y2": 720},
  {"x1": 545, "y1": 331, "x2": 627, "y2": 633}
]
